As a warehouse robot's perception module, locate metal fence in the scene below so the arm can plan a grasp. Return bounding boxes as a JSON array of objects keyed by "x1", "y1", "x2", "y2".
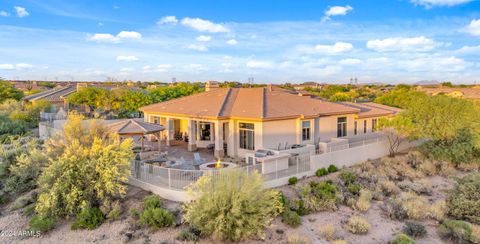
[
  {"x1": 323, "y1": 135, "x2": 386, "y2": 153},
  {"x1": 131, "y1": 152, "x2": 311, "y2": 191}
]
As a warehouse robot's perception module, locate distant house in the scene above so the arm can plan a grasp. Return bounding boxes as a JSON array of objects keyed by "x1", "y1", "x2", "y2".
[
  {"x1": 417, "y1": 87, "x2": 480, "y2": 100},
  {"x1": 23, "y1": 85, "x2": 77, "y2": 110},
  {"x1": 139, "y1": 85, "x2": 399, "y2": 158}
]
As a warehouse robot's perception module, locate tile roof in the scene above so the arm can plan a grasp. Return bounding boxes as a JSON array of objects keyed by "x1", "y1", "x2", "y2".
[
  {"x1": 108, "y1": 119, "x2": 164, "y2": 135},
  {"x1": 140, "y1": 87, "x2": 370, "y2": 120},
  {"x1": 23, "y1": 85, "x2": 76, "y2": 102},
  {"x1": 340, "y1": 102, "x2": 401, "y2": 118}
]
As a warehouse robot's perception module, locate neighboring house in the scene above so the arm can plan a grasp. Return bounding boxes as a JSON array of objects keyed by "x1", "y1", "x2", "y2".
[
  {"x1": 418, "y1": 87, "x2": 480, "y2": 100},
  {"x1": 139, "y1": 85, "x2": 400, "y2": 158},
  {"x1": 23, "y1": 85, "x2": 77, "y2": 111}
]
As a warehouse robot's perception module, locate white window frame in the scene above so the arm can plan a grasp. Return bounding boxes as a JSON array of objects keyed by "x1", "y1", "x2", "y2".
[
  {"x1": 239, "y1": 122, "x2": 255, "y2": 150},
  {"x1": 301, "y1": 120, "x2": 311, "y2": 141},
  {"x1": 337, "y1": 117, "x2": 347, "y2": 138}
]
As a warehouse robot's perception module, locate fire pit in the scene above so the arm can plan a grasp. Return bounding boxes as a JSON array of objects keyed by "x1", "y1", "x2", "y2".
[{"x1": 199, "y1": 159, "x2": 239, "y2": 170}]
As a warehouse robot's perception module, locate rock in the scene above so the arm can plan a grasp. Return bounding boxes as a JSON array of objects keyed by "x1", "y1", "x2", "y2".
[
  {"x1": 308, "y1": 218, "x2": 316, "y2": 222},
  {"x1": 276, "y1": 229, "x2": 284, "y2": 234},
  {"x1": 122, "y1": 232, "x2": 133, "y2": 243}
]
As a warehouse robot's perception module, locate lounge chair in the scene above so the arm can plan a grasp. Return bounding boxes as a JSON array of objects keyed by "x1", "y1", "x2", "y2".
[{"x1": 194, "y1": 153, "x2": 205, "y2": 165}]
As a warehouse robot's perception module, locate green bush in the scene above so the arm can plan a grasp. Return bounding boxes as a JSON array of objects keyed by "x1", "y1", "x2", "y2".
[
  {"x1": 403, "y1": 222, "x2": 427, "y2": 238},
  {"x1": 9, "y1": 195, "x2": 34, "y2": 211},
  {"x1": 289, "y1": 198, "x2": 309, "y2": 216},
  {"x1": 176, "y1": 226, "x2": 201, "y2": 241},
  {"x1": 327, "y1": 165, "x2": 338, "y2": 173},
  {"x1": 347, "y1": 183, "x2": 362, "y2": 195},
  {"x1": 301, "y1": 181, "x2": 339, "y2": 212},
  {"x1": 139, "y1": 207, "x2": 174, "y2": 229},
  {"x1": 107, "y1": 201, "x2": 122, "y2": 221},
  {"x1": 446, "y1": 173, "x2": 480, "y2": 224},
  {"x1": 438, "y1": 219, "x2": 472, "y2": 243},
  {"x1": 316, "y1": 168, "x2": 328, "y2": 177},
  {"x1": 128, "y1": 208, "x2": 141, "y2": 219},
  {"x1": 339, "y1": 170, "x2": 357, "y2": 185},
  {"x1": 71, "y1": 207, "x2": 105, "y2": 230},
  {"x1": 389, "y1": 233, "x2": 416, "y2": 244},
  {"x1": 183, "y1": 170, "x2": 283, "y2": 241},
  {"x1": 143, "y1": 195, "x2": 162, "y2": 210},
  {"x1": 29, "y1": 215, "x2": 55, "y2": 232},
  {"x1": 288, "y1": 177, "x2": 299, "y2": 185},
  {"x1": 282, "y1": 210, "x2": 301, "y2": 227}
]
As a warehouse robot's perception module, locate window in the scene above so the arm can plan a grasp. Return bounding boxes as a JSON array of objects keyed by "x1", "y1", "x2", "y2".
[
  {"x1": 199, "y1": 122, "x2": 211, "y2": 141},
  {"x1": 337, "y1": 117, "x2": 347, "y2": 137},
  {"x1": 239, "y1": 123, "x2": 254, "y2": 150},
  {"x1": 363, "y1": 120, "x2": 367, "y2": 134},
  {"x1": 302, "y1": 120, "x2": 311, "y2": 141},
  {"x1": 354, "y1": 121, "x2": 358, "y2": 135},
  {"x1": 152, "y1": 116, "x2": 160, "y2": 124},
  {"x1": 372, "y1": 119, "x2": 378, "y2": 132}
]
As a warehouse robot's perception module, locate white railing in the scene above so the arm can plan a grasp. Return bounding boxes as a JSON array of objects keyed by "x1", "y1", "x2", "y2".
[
  {"x1": 321, "y1": 135, "x2": 386, "y2": 153},
  {"x1": 131, "y1": 152, "x2": 311, "y2": 191}
]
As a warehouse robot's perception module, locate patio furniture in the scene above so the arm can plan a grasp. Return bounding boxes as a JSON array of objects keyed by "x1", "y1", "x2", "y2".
[
  {"x1": 194, "y1": 153, "x2": 206, "y2": 165},
  {"x1": 206, "y1": 143, "x2": 215, "y2": 152}
]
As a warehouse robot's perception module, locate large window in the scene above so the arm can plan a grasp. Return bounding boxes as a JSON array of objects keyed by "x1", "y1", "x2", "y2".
[
  {"x1": 239, "y1": 123, "x2": 255, "y2": 150},
  {"x1": 152, "y1": 116, "x2": 160, "y2": 124},
  {"x1": 363, "y1": 120, "x2": 367, "y2": 134},
  {"x1": 302, "y1": 120, "x2": 311, "y2": 141},
  {"x1": 372, "y1": 119, "x2": 378, "y2": 132},
  {"x1": 337, "y1": 117, "x2": 347, "y2": 137},
  {"x1": 354, "y1": 121, "x2": 358, "y2": 135},
  {"x1": 199, "y1": 122, "x2": 211, "y2": 141}
]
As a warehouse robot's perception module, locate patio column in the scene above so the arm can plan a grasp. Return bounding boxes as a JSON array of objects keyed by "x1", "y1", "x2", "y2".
[
  {"x1": 187, "y1": 119, "x2": 197, "y2": 151},
  {"x1": 166, "y1": 118, "x2": 174, "y2": 146},
  {"x1": 214, "y1": 121, "x2": 224, "y2": 158}
]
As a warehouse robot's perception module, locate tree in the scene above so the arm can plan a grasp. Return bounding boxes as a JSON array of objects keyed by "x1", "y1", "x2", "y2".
[
  {"x1": 0, "y1": 81, "x2": 23, "y2": 103},
  {"x1": 183, "y1": 170, "x2": 283, "y2": 241},
  {"x1": 35, "y1": 113, "x2": 134, "y2": 218},
  {"x1": 378, "y1": 115, "x2": 413, "y2": 157}
]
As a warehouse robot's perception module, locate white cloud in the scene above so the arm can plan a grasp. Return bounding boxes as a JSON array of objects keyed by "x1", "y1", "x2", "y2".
[
  {"x1": 187, "y1": 44, "x2": 208, "y2": 52},
  {"x1": 196, "y1": 35, "x2": 211, "y2": 42},
  {"x1": 465, "y1": 19, "x2": 480, "y2": 36},
  {"x1": 367, "y1": 36, "x2": 440, "y2": 52},
  {"x1": 411, "y1": 0, "x2": 472, "y2": 8},
  {"x1": 219, "y1": 62, "x2": 233, "y2": 73},
  {"x1": 403, "y1": 56, "x2": 468, "y2": 72},
  {"x1": 143, "y1": 65, "x2": 151, "y2": 70},
  {"x1": 181, "y1": 17, "x2": 230, "y2": 33},
  {"x1": 185, "y1": 63, "x2": 206, "y2": 72},
  {"x1": 0, "y1": 11, "x2": 10, "y2": 17},
  {"x1": 157, "y1": 64, "x2": 172, "y2": 72},
  {"x1": 157, "y1": 16, "x2": 178, "y2": 25},
  {"x1": 339, "y1": 58, "x2": 362, "y2": 65},
  {"x1": 116, "y1": 55, "x2": 139, "y2": 61},
  {"x1": 0, "y1": 64, "x2": 14, "y2": 70},
  {"x1": 119, "y1": 68, "x2": 133, "y2": 75},
  {"x1": 226, "y1": 39, "x2": 238, "y2": 45},
  {"x1": 314, "y1": 42, "x2": 354, "y2": 54},
  {"x1": 325, "y1": 5, "x2": 353, "y2": 17},
  {"x1": 14, "y1": 6, "x2": 28, "y2": 18},
  {"x1": 246, "y1": 60, "x2": 274, "y2": 69},
  {"x1": 87, "y1": 31, "x2": 142, "y2": 43},
  {"x1": 456, "y1": 45, "x2": 480, "y2": 54},
  {"x1": 15, "y1": 63, "x2": 33, "y2": 70}
]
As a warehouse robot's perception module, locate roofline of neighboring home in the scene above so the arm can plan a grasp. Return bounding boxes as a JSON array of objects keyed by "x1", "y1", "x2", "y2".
[{"x1": 23, "y1": 85, "x2": 74, "y2": 101}]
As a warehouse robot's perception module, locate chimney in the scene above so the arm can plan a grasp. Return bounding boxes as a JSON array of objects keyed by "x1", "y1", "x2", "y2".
[{"x1": 205, "y1": 81, "x2": 219, "y2": 91}]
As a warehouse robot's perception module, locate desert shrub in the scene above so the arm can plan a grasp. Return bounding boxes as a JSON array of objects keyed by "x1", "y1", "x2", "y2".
[
  {"x1": 282, "y1": 210, "x2": 301, "y2": 227},
  {"x1": 347, "y1": 183, "x2": 362, "y2": 195},
  {"x1": 397, "y1": 179, "x2": 432, "y2": 195},
  {"x1": 22, "y1": 204, "x2": 36, "y2": 216},
  {"x1": 355, "y1": 189, "x2": 372, "y2": 212},
  {"x1": 345, "y1": 216, "x2": 370, "y2": 234},
  {"x1": 472, "y1": 224, "x2": 480, "y2": 244},
  {"x1": 139, "y1": 207, "x2": 174, "y2": 229},
  {"x1": 4, "y1": 149, "x2": 48, "y2": 194},
  {"x1": 390, "y1": 233, "x2": 416, "y2": 244},
  {"x1": 176, "y1": 226, "x2": 201, "y2": 242},
  {"x1": 143, "y1": 195, "x2": 162, "y2": 209},
  {"x1": 10, "y1": 195, "x2": 34, "y2": 211},
  {"x1": 328, "y1": 164, "x2": 338, "y2": 173},
  {"x1": 289, "y1": 177, "x2": 299, "y2": 185},
  {"x1": 107, "y1": 201, "x2": 122, "y2": 221},
  {"x1": 128, "y1": 208, "x2": 140, "y2": 219},
  {"x1": 438, "y1": 219, "x2": 473, "y2": 243},
  {"x1": 398, "y1": 192, "x2": 430, "y2": 220},
  {"x1": 331, "y1": 240, "x2": 347, "y2": 244},
  {"x1": 319, "y1": 224, "x2": 336, "y2": 241},
  {"x1": 183, "y1": 170, "x2": 283, "y2": 241},
  {"x1": 384, "y1": 198, "x2": 408, "y2": 221},
  {"x1": 289, "y1": 198, "x2": 309, "y2": 216},
  {"x1": 71, "y1": 207, "x2": 105, "y2": 230},
  {"x1": 429, "y1": 200, "x2": 447, "y2": 221},
  {"x1": 379, "y1": 179, "x2": 399, "y2": 196},
  {"x1": 29, "y1": 215, "x2": 55, "y2": 232},
  {"x1": 403, "y1": 222, "x2": 427, "y2": 238},
  {"x1": 446, "y1": 173, "x2": 480, "y2": 224},
  {"x1": 287, "y1": 233, "x2": 311, "y2": 244},
  {"x1": 301, "y1": 181, "x2": 339, "y2": 212},
  {"x1": 316, "y1": 168, "x2": 328, "y2": 177},
  {"x1": 339, "y1": 169, "x2": 357, "y2": 185},
  {"x1": 418, "y1": 159, "x2": 438, "y2": 176}
]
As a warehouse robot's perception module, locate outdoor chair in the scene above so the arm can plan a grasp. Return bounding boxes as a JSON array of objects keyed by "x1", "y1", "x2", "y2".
[{"x1": 193, "y1": 153, "x2": 206, "y2": 165}]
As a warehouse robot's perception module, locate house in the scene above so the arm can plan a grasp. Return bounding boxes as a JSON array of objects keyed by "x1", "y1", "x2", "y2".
[
  {"x1": 23, "y1": 85, "x2": 77, "y2": 110},
  {"x1": 417, "y1": 87, "x2": 480, "y2": 100},
  {"x1": 139, "y1": 85, "x2": 400, "y2": 158}
]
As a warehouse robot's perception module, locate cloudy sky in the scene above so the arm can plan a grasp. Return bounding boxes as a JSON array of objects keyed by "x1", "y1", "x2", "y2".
[{"x1": 1, "y1": 0, "x2": 480, "y2": 84}]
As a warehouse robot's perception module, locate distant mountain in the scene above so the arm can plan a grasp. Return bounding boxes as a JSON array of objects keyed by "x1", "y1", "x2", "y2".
[{"x1": 414, "y1": 80, "x2": 440, "y2": 86}]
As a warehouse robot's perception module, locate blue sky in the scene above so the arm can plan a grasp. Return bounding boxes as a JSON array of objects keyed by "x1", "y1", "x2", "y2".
[{"x1": 1, "y1": 0, "x2": 480, "y2": 83}]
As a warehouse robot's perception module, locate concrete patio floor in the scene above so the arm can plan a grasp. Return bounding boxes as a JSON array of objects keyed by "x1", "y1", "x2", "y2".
[{"x1": 141, "y1": 140, "x2": 217, "y2": 163}]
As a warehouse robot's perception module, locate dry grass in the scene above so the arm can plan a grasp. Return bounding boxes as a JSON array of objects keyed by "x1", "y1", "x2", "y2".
[
  {"x1": 287, "y1": 233, "x2": 311, "y2": 244},
  {"x1": 345, "y1": 216, "x2": 370, "y2": 235},
  {"x1": 331, "y1": 240, "x2": 347, "y2": 244},
  {"x1": 399, "y1": 192, "x2": 430, "y2": 220},
  {"x1": 379, "y1": 179, "x2": 398, "y2": 196},
  {"x1": 319, "y1": 224, "x2": 336, "y2": 241},
  {"x1": 472, "y1": 224, "x2": 480, "y2": 244},
  {"x1": 355, "y1": 189, "x2": 372, "y2": 212},
  {"x1": 457, "y1": 162, "x2": 480, "y2": 172},
  {"x1": 429, "y1": 200, "x2": 447, "y2": 221}
]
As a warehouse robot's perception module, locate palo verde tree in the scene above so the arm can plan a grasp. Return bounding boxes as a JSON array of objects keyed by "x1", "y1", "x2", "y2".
[
  {"x1": 378, "y1": 115, "x2": 413, "y2": 157},
  {"x1": 35, "y1": 113, "x2": 134, "y2": 218},
  {"x1": 0, "y1": 81, "x2": 23, "y2": 103}
]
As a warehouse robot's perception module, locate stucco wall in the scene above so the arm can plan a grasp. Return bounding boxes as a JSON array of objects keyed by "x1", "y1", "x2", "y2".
[
  {"x1": 261, "y1": 119, "x2": 298, "y2": 150},
  {"x1": 318, "y1": 114, "x2": 356, "y2": 142}
]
